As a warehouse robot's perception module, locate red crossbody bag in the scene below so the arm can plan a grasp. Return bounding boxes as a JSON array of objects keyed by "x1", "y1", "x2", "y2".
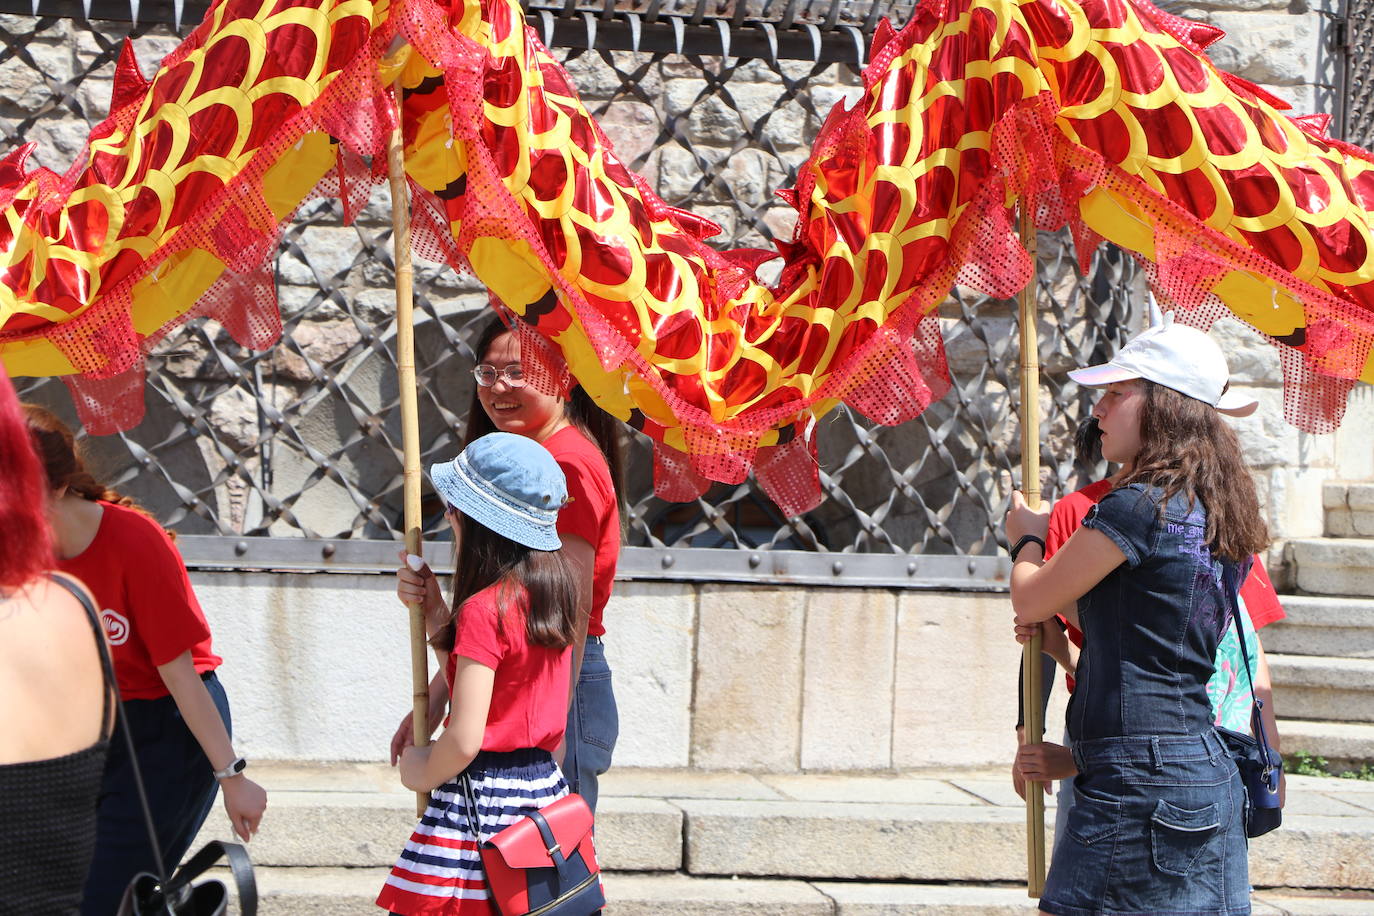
[{"x1": 460, "y1": 773, "x2": 603, "y2": 916}]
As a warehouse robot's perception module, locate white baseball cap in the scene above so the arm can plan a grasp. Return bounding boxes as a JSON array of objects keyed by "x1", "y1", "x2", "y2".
[{"x1": 1068, "y1": 311, "x2": 1258, "y2": 417}]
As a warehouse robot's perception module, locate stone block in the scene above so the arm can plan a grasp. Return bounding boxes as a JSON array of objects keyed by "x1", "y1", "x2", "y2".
[
  {"x1": 716, "y1": 148, "x2": 777, "y2": 208},
  {"x1": 818, "y1": 882, "x2": 1042, "y2": 914},
  {"x1": 691, "y1": 586, "x2": 805, "y2": 771},
  {"x1": 594, "y1": 797, "x2": 685, "y2": 872},
  {"x1": 1259, "y1": 81, "x2": 1317, "y2": 115},
  {"x1": 1212, "y1": 316, "x2": 1281, "y2": 384},
  {"x1": 194, "y1": 781, "x2": 680, "y2": 871},
  {"x1": 607, "y1": 768, "x2": 783, "y2": 800},
  {"x1": 810, "y1": 84, "x2": 864, "y2": 121},
  {"x1": 1293, "y1": 539, "x2": 1374, "y2": 597},
  {"x1": 194, "y1": 572, "x2": 413, "y2": 761},
  {"x1": 1325, "y1": 482, "x2": 1374, "y2": 512},
  {"x1": 655, "y1": 145, "x2": 712, "y2": 202},
  {"x1": 1333, "y1": 387, "x2": 1374, "y2": 481},
  {"x1": 603, "y1": 874, "x2": 832, "y2": 915},
  {"x1": 232, "y1": 868, "x2": 382, "y2": 916},
  {"x1": 801, "y1": 589, "x2": 896, "y2": 770},
  {"x1": 664, "y1": 78, "x2": 706, "y2": 118},
  {"x1": 1205, "y1": 13, "x2": 1319, "y2": 85},
  {"x1": 1231, "y1": 387, "x2": 1293, "y2": 469},
  {"x1": 196, "y1": 790, "x2": 413, "y2": 867},
  {"x1": 276, "y1": 226, "x2": 365, "y2": 286},
  {"x1": 893, "y1": 593, "x2": 1023, "y2": 769},
  {"x1": 602, "y1": 582, "x2": 696, "y2": 769},
  {"x1": 1253, "y1": 896, "x2": 1374, "y2": 916},
  {"x1": 1269, "y1": 654, "x2": 1374, "y2": 722},
  {"x1": 561, "y1": 52, "x2": 663, "y2": 100},
  {"x1": 1261, "y1": 596, "x2": 1374, "y2": 658},
  {"x1": 681, "y1": 798, "x2": 1043, "y2": 882},
  {"x1": 1270, "y1": 466, "x2": 1334, "y2": 540},
  {"x1": 269, "y1": 320, "x2": 364, "y2": 381},
  {"x1": 1248, "y1": 813, "x2": 1374, "y2": 889}
]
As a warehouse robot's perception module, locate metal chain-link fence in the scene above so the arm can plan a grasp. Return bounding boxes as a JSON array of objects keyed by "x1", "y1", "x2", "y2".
[
  {"x1": 4, "y1": 9, "x2": 1140, "y2": 570},
  {"x1": 1342, "y1": 0, "x2": 1374, "y2": 147}
]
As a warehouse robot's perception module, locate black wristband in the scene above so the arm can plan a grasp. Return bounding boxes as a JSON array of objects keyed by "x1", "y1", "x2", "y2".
[{"x1": 1010, "y1": 534, "x2": 1046, "y2": 561}]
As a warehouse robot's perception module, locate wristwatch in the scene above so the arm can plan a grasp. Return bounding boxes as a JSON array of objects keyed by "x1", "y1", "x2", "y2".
[{"x1": 213, "y1": 756, "x2": 247, "y2": 781}]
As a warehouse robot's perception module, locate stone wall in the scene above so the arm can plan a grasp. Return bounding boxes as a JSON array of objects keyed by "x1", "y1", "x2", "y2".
[{"x1": 201, "y1": 572, "x2": 1067, "y2": 771}]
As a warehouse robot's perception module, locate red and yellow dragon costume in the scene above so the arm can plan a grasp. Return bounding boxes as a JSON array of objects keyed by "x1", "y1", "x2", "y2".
[{"x1": 2, "y1": 0, "x2": 1372, "y2": 511}]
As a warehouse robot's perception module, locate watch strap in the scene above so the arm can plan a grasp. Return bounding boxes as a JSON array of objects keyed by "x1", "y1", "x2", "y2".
[{"x1": 214, "y1": 756, "x2": 247, "y2": 781}]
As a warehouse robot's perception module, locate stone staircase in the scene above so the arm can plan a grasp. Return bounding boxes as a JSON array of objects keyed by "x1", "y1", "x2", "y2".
[
  {"x1": 195, "y1": 763, "x2": 1374, "y2": 914},
  {"x1": 1268, "y1": 482, "x2": 1374, "y2": 772}
]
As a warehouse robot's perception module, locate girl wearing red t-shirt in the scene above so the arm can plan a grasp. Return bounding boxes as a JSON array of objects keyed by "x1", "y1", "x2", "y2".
[
  {"x1": 24, "y1": 406, "x2": 267, "y2": 915},
  {"x1": 394, "y1": 315, "x2": 622, "y2": 813},
  {"x1": 378, "y1": 432, "x2": 588, "y2": 915}
]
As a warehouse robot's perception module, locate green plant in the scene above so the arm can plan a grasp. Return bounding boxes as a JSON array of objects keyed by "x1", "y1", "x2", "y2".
[
  {"x1": 1287, "y1": 750, "x2": 1374, "y2": 780},
  {"x1": 1338, "y1": 763, "x2": 1374, "y2": 782},
  {"x1": 1289, "y1": 750, "x2": 1330, "y2": 777}
]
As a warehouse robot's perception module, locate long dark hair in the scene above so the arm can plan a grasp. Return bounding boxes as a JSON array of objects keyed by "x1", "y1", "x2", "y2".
[
  {"x1": 1119, "y1": 381, "x2": 1268, "y2": 562},
  {"x1": 435, "y1": 511, "x2": 579, "y2": 653},
  {"x1": 464, "y1": 315, "x2": 625, "y2": 505},
  {"x1": 0, "y1": 380, "x2": 52, "y2": 588},
  {"x1": 23, "y1": 405, "x2": 167, "y2": 534}
]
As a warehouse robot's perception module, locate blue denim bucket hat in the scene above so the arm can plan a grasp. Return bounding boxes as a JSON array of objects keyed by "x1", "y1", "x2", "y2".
[{"x1": 429, "y1": 432, "x2": 567, "y2": 551}]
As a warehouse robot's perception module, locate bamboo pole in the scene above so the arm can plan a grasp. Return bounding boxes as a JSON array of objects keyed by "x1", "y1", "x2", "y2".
[
  {"x1": 1018, "y1": 206, "x2": 1046, "y2": 898},
  {"x1": 387, "y1": 81, "x2": 430, "y2": 818}
]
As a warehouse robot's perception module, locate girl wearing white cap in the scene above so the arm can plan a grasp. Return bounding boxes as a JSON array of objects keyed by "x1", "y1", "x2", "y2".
[
  {"x1": 1005, "y1": 313, "x2": 1265, "y2": 916},
  {"x1": 378, "y1": 432, "x2": 593, "y2": 915}
]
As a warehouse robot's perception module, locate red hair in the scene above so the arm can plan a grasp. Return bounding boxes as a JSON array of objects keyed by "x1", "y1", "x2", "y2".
[{"x1": 0, "y1": 376, "x2": 53, "y2": 588}]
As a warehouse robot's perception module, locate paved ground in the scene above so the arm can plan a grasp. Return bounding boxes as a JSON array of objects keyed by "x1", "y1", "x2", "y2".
[{"x1": 196, "y1": 762, "x2": 1374, "y2": 914}]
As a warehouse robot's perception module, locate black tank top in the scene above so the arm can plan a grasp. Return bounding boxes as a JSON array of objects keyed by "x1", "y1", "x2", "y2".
[{"x1": 0, "y1": 575, "x2": 113, "y2": 916}]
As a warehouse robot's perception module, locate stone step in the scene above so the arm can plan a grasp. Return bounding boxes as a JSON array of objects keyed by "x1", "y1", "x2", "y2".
[
  {"x1": 1323, "y1": 482, "x2": 1374, "y2": 539},
  {"x1": 1268, "y1": 654, "x2": 1374, "y2": 723},
  {"x1": 1279, "y1": 720, "x2": 1374, "y2": 771},
  {"x1": 207, "y1": 868, "x2": 1374, "y2": 915},
  {"x1": 190, "y1": 764, "x2": 1374, "y2": 893},
  {"x1": 1263, "y1": 596, "x2": 1374, "y2": 658},
  {"x1": 1289, "y1": 539, "x2": 1374, "y2": 598}
]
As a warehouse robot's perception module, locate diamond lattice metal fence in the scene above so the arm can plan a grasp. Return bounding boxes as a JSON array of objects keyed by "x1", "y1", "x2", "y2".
[
  {"x1": 5, "y1": 11, "x2": 1142, "y2": 574},
  {"x1": 1342, "y1": 0, "x2": 1374, "y2": 147}
]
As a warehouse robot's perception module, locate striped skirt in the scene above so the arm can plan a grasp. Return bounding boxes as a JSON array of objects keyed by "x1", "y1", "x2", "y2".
[{"x1": 377, "y1": 749, "x2": 569, "y2": 916}]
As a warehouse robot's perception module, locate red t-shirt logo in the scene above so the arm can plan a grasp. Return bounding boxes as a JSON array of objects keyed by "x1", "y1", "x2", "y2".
[{"x1": 102, "y1": 609, "x2": 131, "y2": 646}]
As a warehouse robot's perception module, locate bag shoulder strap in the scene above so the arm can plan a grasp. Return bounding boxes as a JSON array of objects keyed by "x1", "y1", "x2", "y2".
[
  {"x1": 167, "y1": 840, "x2": 257, "y2": 916},
  {"x1": 48, "y1": 572, "x2": 169, "y2": 881},
  {"x1": 47, "y1": 572, "x2": 115, "y2": 741},
  {"x1": 1220, "y1": 560, "x2": 1278, "y2": 762}
]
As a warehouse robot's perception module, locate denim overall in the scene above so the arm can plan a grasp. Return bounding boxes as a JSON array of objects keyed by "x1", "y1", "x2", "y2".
[{"x1": 1040, "y1": 484, "x2": 1250, "y2": 916}]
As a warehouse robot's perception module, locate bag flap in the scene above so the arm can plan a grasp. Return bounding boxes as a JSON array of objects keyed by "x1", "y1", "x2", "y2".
[{"x1": 483, "y1": 794, "x2": 594, "y2": 870}]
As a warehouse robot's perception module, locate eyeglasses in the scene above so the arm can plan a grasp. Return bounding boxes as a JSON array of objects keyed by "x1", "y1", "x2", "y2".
[{"x1": 472, "y1": 363, "x2": 527, "y2": 388}]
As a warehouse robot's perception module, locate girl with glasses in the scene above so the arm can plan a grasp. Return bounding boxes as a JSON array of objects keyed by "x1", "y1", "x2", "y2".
[{"x1": 392, "y1": 314, "x2": 624, "y2": 814}]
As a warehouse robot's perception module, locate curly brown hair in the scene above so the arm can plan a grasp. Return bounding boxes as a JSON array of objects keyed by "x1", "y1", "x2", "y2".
[{"x1": 1119, "y1": 381, "x2": 1269, "y2": 562}]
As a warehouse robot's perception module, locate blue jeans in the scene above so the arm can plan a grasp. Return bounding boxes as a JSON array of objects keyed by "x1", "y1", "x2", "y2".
[
  {"x1": 81, "y1": 673, "x2": 231, "y2": 916},
  {"x1": 562, "y1": 638, "x2": 618, "y2": 814},
  {"x1": 1041, "y1": 730, "x2": 1249, "y2": 916}
]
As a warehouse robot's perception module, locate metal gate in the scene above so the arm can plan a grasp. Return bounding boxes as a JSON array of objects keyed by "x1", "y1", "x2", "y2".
[
  {"x1": 2, "y1": 1, "x2": 1136, "y2": 584},
  {"x1": 1341, "y1": 0, "x2": 1374, "y2": 147}
]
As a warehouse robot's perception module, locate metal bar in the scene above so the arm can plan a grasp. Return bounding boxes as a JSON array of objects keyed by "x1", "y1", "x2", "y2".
[
  {"x1": 0, "y1": 0, "x2": 877, "y2": 63},
  {"x1": 175, "y1": 536, "x2": 1013, "y2": 589}
]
